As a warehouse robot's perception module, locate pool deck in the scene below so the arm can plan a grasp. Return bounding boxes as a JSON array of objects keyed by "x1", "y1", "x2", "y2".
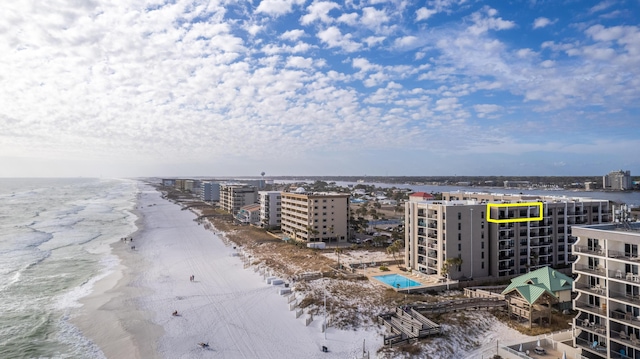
[{"x1": 359, "y1": 265, "x2": 446, "y2": 291}]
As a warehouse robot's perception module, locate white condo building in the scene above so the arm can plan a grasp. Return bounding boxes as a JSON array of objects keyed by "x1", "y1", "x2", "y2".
[
  {"x1": 572, "y1": 218, "x2": 640, "y2": 359},
  {"x1": 219, "y1": 184, "x2": 257, "y2": 215},
  {"x1": 259, "y1": 191, "x2": 282, "y2": 229}
]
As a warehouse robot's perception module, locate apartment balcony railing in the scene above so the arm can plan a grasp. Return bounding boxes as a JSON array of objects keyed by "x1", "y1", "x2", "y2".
[
  {"x1": 575, "y1": 317, "x2": 607, "y2": 335},
  {"x1": 610, "y1": 309, "x2": 640, "y2": 329},
  {"x1": 574, "y1": 282, "x2": 607, "y2": 297},
  {"x1": 575, "y1": 336, "x2": 607, "y2": 354},
  {"x1": 574, "y1": 245, "x2": 604, "y2": 256},
  {"x1": 574, "y1": 264, "x2": 606, "y2": 276},
  {"x1": 575, "y1": 300, "x2": 607, "y2": 317},
  {"x1": 609, "y1": 329, "x2": 640, "y2": 352},
  {"x1": 608, "y1": 249, "x2": 640, "y2": 261},
  {"x1": 609, "y1": 288, "x2": 640, "y2": 306}
]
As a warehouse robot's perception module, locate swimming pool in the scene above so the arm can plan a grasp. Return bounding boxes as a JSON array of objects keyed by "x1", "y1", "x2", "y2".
[{"x1": 373, "y1": 274, "x2": 421, "y2": 289}]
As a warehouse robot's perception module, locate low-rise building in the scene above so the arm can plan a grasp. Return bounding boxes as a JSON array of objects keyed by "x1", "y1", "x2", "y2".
[
  {"x1": 236, "y1": 203, "x2": 261, "y2": 225},
  {"x1": 502, "y1": 266, "x2": 573, "y2": 327}
]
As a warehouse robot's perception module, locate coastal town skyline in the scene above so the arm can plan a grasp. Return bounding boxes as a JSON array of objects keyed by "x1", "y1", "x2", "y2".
[{"x1": 1, "y1": 1, "x2": 639, "y2": 178}]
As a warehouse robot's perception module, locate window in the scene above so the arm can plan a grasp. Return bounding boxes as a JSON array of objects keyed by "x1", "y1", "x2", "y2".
[
  {"x1": 458, "y1": 233, "x2": 461, "y2": 241},
  {"x1": 458, "y1": 223, "x2": 461, "y2": 230},
  {"x1": 323, "y1": 206, "x2": 326, "y2": 209},
  {"x1": 458, "y1": 243, "x2": 462, "y2": 251},
  {"x1": 481, "y1": 242, "x2": 484, "y2": 249},
  {"x1": 458, "y1": 212, "x2": 461, "y2": 220},
  {"x1": 481, "y1": 211, "x2": 484, "y2": 219},
  {"x1": 323, "y1": 199, "x2": 327, "y2": 202},
  {"x1": 481, "y1": 222, "x2": 484, "y2": 229},
  {"x1": 481, "y1": 252, "x2": 484, "y2": 259},
  {"x1": 481, "y1": 262, "x2": 484, "y2": 269}
]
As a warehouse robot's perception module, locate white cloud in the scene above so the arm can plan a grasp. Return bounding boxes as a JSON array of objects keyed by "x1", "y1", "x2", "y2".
[
  {"x1": 337, "y1": 12, "x2": 358, "y2": 25},
  {"x1": 317, "y1": 26, "x2": 362, "y2": 52},
  {"x1": 473, "y1": 104, "x2": 503, "y2": 118},
  {"x1": 533, "y1": 17, "x2": 553, "y2": 29},
  {"x1": 416, "y1": 7, "x2": 438, "y2": 21},
  {"x1": 256, "y1": 0, "x2": 306, "y2": 16},
  {"x1": 361, "y1": 7, "x2": 389, "y2": 29},
  {"x1": 589, "y1": 0, "x2": 615, "y2": 14},
  {"x1": 281, "y1": 29, "x2": 306, "y2": 41},
  {"x1": 467, "y1": 7, "x2": 516, "y2": 36},
  {"x1": 300, "y1": 1, "x2": 339, "y2": 25}
]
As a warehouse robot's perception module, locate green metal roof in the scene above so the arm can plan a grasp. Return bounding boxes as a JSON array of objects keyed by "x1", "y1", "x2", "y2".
[{"x1": 501, "y1": 266, "x2": 573, "y2": 304}]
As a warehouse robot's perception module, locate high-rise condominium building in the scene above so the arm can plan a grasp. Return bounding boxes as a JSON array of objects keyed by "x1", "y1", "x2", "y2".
[
  {"x1": 219, "y1": 184, "x2": 257, "y2": 215},
  {"x1": 405, "y1": 192, "x2": 610, "y2": 280},
  {"x1": 259, "y1": 191, "x2": 282, "y2": 229},
  {"x1": 603, "y1": 170, "x2": 632, "y2": 191},
  {"x1": 572, "y1": 219, "x2": 640, "y2": 359},
  {"x1": 280, "y1": 189, "x2": 349, "y2": 243}
]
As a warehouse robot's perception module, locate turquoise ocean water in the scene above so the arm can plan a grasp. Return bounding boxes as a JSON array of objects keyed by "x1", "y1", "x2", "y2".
[{"x1": 0, "y1": 178, "x2": 138, "y2": 359}]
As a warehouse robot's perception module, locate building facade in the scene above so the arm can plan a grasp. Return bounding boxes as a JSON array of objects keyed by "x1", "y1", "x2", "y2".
[
  {"x1": 572, "y1": 220, "x2": 640, "y2": 359},
  {"x1": 404, "y1": 200, "x2": 488, "y2": 280},
  {"x1": 219, "y1": 184, "x2": 257, "y2": 215},
  {"x1": 200, "y1": 181, "x2": 221, "y2": 202},
  {"x1": 236, "y1": 203, "x2": 261, "y2": 225},
  {"x1": 259, "y1": 191, "x2": 282, "y2": 229},
  {"x1": 405, "y1": 192, "x2": 610, "y2": 280},
  {"x1": 603, "y1": 170, "x2": 632, "y2": 191},
  {"x1": 280, "y1": 190, "x2": 350, "y2": 243}
]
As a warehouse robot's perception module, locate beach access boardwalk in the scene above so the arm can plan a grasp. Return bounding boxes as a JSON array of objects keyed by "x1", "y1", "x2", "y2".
[{"x1": 378, "y1": 297, "x2": 507, "y2": 346}]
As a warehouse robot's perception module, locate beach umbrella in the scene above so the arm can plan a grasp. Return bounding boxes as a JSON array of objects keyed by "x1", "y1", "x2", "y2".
[
  {"x1": 562, "y1": 351, "x2": 566, "y2": 359},
  {"x1": 518, "y1": 343, "x2": 523, "y2": 352}
]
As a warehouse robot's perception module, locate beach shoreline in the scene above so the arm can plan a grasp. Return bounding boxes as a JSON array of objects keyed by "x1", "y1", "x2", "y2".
[
  {"x1": 72, "y1": 186, "x2": 163, "y2": 359},
  {"x1": 74, "y1": 183, "x2": 381, "y2": 359}
]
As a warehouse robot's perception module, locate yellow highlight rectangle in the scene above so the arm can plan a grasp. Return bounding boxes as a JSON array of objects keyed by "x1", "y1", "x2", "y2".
[{"x1": 486, "y1": 202, "x2": 543, "y2": 223}]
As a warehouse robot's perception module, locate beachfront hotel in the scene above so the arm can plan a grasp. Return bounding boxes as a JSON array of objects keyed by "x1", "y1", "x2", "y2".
[
  {"x1": 219, "y1": 184, "x2": 258, "y2": 215},
  {"x1": 280, "y1": 188, "x2": 350, "y2": 243},
  {"x1": 572, "y1": 219, "x2": 640, "y2": 359},
  {"x1": 405, "y1": 192, "x2": 609, "y2": 281}
]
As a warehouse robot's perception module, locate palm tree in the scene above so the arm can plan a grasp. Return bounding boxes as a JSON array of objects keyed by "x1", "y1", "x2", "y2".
[
  {"x1": 442, "y1": 257, "x2": 463, "y2": 279},
  {"x1": 334, "y1": 247, "x2": 343, "y2": 269},
  {"x1": 386, "y1": 240, "x2": 402, "y2": 265}
]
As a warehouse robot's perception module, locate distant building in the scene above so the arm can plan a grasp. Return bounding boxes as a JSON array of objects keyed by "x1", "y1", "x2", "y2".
[
  {"x1": 280, "y1": 189, "x2": 350, "y2": 243},
  {"x1": 409, "y1": 192, "x2": 435, "y2": 202},
  {"x1": 220, "y1": 184, "x2": 257, "y2": 215},
  {"x1": 603, "y1": 170, "x2": 632, "y2": 190},
  {"x1": 504, "y1": 180, "x2": 530, "y2": 188},
  {"x1": 259, "y1": 191, "x2": 281, "y2": 229},
  {"x1": 161, "y1": 179, "x2": 176, "y2": 187},
  {"x1": 200, "y1": 181, "x2": 220, "y2": 202}
]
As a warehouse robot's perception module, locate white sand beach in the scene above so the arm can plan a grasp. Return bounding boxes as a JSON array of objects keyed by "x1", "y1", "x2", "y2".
[{"x1": 74, "y1": 184, "x2": 380, "y2": 359}]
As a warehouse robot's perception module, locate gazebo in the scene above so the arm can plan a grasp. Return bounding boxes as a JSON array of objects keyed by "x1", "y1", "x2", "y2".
[{"x1": 501, "y1": 267, "x2": 573, "y2": 328}]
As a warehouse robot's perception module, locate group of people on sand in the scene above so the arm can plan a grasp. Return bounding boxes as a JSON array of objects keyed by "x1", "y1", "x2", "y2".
[
  {"x1": 120, "y1": 237, "x2": 133, "y2": 242},
  {"x1": 170, "y1": 308, "x2": 208, "y2": 349},
  {"x1": 189, "y1": 274, "x2": 195, "y2": 282}
]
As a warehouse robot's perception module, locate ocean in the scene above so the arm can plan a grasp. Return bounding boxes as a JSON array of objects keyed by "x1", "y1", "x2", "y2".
[{"x1": 0, "y1": 178, "x2": 138, "y2": 359}]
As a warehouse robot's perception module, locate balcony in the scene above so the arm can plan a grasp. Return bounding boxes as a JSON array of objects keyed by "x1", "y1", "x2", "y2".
[
  {"x1": 574, "y1": 245, "x2": 604, "y2": 256},
  {"x1": 610, "y1": 308, "x2": 640, "y2": 329},
  {"x1": 575, "y1": 336, "x2": 607, "y2": 354},
  {"x1": 574, "y1": 282, "x2": 607, "y2": 297},
  {"x1": 575, "y1": 300, "x2": 607, "y2": 317},
  {"x1": 575, "y1": 317, "x2": 607, "y2": 335},
  {"x1": 574, "y1": 264, "x2": 606, "y2": 276}
]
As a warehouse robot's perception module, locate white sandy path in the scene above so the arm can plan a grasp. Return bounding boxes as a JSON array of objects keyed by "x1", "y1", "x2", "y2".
[{"x1": 132, "y1": 186, "x2": 381, "y2": 359}]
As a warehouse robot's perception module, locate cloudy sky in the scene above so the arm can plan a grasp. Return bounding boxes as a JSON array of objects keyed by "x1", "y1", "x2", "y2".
[{"x1": 1, "y1": 0, "x2": 639, "y2": 178}]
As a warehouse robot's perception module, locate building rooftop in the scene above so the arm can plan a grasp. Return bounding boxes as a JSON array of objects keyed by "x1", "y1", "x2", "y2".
[{"x1": 574, "y1": 221, "x2": 640, "y2": 234}]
